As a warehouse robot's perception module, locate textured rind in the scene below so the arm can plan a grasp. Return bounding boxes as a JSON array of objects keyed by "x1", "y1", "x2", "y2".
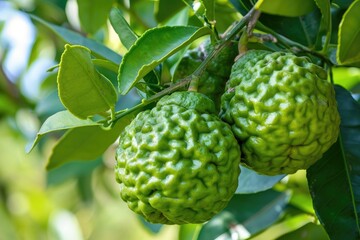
[
  {"x1": 221, "y1": 50, "x2": 340, "y2": 175},
  {"x1": 173, "y1": 40, "x2": 238, "y2": 109},
  {"x1": 115, "y1": 92, "x2": 241, "y2": 224}
]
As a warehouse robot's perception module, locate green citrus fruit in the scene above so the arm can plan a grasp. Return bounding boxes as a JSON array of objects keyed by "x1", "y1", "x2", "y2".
[
  {"x1": 173, "y1": 40, "x2": 238, "y2": 109},
  {"x1": 115, "y1": 91, "x2": 241, "y2": 224},
  {"x1": 221, "y1": 50, "x2": 340, "y2": 176}
]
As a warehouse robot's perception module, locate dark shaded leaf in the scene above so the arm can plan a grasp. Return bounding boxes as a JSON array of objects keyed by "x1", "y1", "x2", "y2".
[
  {"x1": 155, "y1": 0, "x2": 186, "y2": 23},
  {"x1": 307, "y1": 85, "x2": 360, "y2": 239}
]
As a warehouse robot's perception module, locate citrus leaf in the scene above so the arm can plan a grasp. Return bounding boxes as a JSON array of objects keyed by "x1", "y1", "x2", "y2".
[
  {"x1": 27, "y1": 110, "x2": 99, "y2": 153},
  {"x1": 236, "y1": 166, "x2": 286, "y2": 194},
  {"x1": 307, "y1": 85, "x2": 360, "y2": 239},
  {"x1": 30, "y1": 15, "x2": 121, "y2": 64},
  {"x1": 118, "y1": 26, "x2": 211, "y2": 95},
  {"x1": 337, "y1": 0, "x2": 360, "y2": 65},
  {"x1": 198, "y1": 190, "x2": 291, "y2": 240},
  {"x1": 314, "y1": 0, "x2": 331, "y2": 50},
  {"x1": 276, "y1": 222, "x2": 328, "y2": 240},
  {"x1": 109, "y1": 9, "x2": 161, "y2": 95},
  {"x1": 250, "y1": 214, "x2": 315, "y2": 240},
  {"x1": 201, "y1": 0, "x2": 215, "y2": 21},
  {"x1": 58, "y1": 44, "x2": 117, "y2": 119},
  {"x1": 255, "y1": 0, "x2": 316, "y2": 17},
  {"x1": 109, "y1": 8, "x2": 138, "y2": 49},
  {"x1": 231, "y1": 0, "x2": 322, "y2": 48},
  {"x1": 77, "y1": 0, "x2": 114, "y2": 34},
  {"x1": 46, "y1": 114, "x2": 132, "y2": 170},
  {"x1": 155, "y1": 0, "x2": 186, "y2": 23}
]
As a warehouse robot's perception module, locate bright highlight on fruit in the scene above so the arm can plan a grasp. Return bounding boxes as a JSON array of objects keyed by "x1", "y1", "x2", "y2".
[
  {"x1": 221, "y1": 50, "x2": 340, "y2": 175},
  {"x1": 115, "y1": 91, "x2": 241, "y2": 224}
]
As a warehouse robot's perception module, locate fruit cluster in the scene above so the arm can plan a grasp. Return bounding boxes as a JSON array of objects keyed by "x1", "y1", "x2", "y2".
[{"x1": 115, "y1": 42, "x2": 340, "y2": 224}]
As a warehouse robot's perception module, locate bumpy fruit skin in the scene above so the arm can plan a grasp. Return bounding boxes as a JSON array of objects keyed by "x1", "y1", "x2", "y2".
[
  {"x1": 115, "y1": 91, "x2": 241, "y2": 224},
  {"x1": 221, "y1": 50, "x2": 340, "y2": 176},
  {"x1": 173, "y1": 40, "x2": 238, "y2": 109}
]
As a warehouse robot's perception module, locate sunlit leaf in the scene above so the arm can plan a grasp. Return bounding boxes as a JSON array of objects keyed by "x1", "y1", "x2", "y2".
[
  {"x1": 109, "y1": 8, "x2": 138, "y2": 49},
  {"x1": 77, "y1": 0, "x2": 114, "y2": 34},
  {"x1": 314, "y1": 0, "x2": 331, "y2": 50},
  {"x1": 276, "y1": 222, "x2": 329, "y2": 240},
  {"x1": 46, "y1": 114, "x2": 132, "y2": 170},
  {"x1": 58, "y1": 44, "x2": 117, "y2": 119},
  {"x1": 255, "y1": 0, "x2": 316, "y2": 17},
  {"x1": 27, "y1": 110, "x2": 99, "y2": 153},
  {"x1": 307, "y1": 86, "x2": 360, "y2": 239},
  {"x1": 31, "y1": 15, "x2": 121, "y2": 64},
  {"x1": 250, "y1": 214, "x2": 315, "y2": 240},
  {"x1": 118, "y1": 26, "x2": 212, "y2": 94},
  {"x1": 109, "y1": 9, "x2": 161, "y2": 95},
  {"x1": 337, "y1": 0, "x2": 360, "y2": 65},
  {"x1": 236, "y1": 166, "x2": 285, "y2": 194}
]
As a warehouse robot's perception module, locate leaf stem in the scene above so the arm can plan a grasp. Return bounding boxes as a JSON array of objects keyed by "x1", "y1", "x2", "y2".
[
  {"x1": 111, "y1": 7, "x2": 258, "y2": 124},
  {"x1": 257, "y1": 23, "x2": 333, "y2": 66}
]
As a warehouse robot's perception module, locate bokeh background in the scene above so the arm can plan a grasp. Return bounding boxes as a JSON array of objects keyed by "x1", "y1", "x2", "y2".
[{"x1": 1, "y1": 0, "x2": 360, "y2": 239}]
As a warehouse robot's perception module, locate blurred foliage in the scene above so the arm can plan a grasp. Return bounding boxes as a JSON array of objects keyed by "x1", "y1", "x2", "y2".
[{"x1": 0, "y1": 0, "x2": 360, "y2": 239}]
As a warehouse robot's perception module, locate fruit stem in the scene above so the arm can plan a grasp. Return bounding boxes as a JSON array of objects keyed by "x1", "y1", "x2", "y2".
[{"x1": 111, "y1": 7, "x2": 259, "y2": 125}]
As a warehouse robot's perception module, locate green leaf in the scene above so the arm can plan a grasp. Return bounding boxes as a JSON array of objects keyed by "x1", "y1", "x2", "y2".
[
  {"x1": 250, "y1": 214, "x2": 315, "y2": 240},
  {"x1": 46, "y1": 114, "x2": 132, "y2": 170},
  {"x1": 198, "y1": 190, "x2": 291, "y2": 239},
  {"x1": 202, "y1": 0, "x2": 215, "y2": 21},
  {"x1": 58, "y1": 44, "x2": 117, "y2": 119},
  {"x1": 77, "y1": 0, "x2": 114, "y2": 34},
  {"x1": 314, "y1": 0, "x2": 331, "y2": 50},
  {"x1": 30, "y1": 15, "x2": 122, "y2": 64},
  {"x1": 109, "y1": 9, "x2": 162, "y2": 95},
  {"x1": 236, "y1": 166, "x2": 285, "y2": 194},
  {"x1": 27, "y1": 110, "x2": 99, "y2": 153},
  {"x1": 109, "y1": 8, "x2": 138, "y2": 49},
  {"x1": 307, "y1": 85, "x2": 360, "y2": 239},
  {"x1": 276, "y1": 222, "x2": 329, "y2": 240},
  {"x1": 118, "y1": 26, "x2": 211, "y2": 94},
  {"x1": 231, "y1": 1, "x2": 322, "y2": 48},
  {"x1": 255, "y1": 0, "x2": 316, "y2": 17},
  {"x1": 155, "y1": 0, "x2": 186, "y2": 23},
  {"x1": 337, "y1": 0, "x2": 360, "y2": 65}
]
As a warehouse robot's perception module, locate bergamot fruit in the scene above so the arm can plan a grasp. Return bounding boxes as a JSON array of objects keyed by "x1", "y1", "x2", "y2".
[
  {"x1": 173, "y1": 40, "x2": 237, "y2": 109},
  {"x1": 221, "y1": 50, "x2": 340, "y2": 176},
  {"x1": 115, "y1": 91, "x2": 241, "y2": 224}
]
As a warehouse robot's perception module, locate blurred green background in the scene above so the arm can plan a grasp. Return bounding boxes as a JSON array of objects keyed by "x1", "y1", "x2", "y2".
[{"x1": 0, "y1": 0, "x2": 360, "y2": 239}]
